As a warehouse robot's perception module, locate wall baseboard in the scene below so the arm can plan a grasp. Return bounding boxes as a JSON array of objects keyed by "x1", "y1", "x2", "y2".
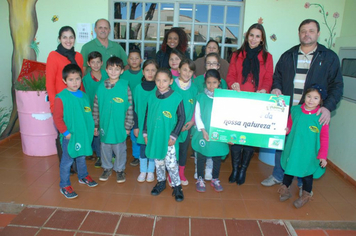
[
  {"x1": 328, "y1": 159, "x2": 356, "y2": 187},
  {"x1": 0, "y1": 132, "x2": 20, "y2": 145}
]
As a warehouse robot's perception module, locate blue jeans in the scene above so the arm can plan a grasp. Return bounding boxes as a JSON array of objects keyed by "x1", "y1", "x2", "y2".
[
  {"x1": 139, "y1": 144, "x2": 155, "y2": 173},
  {"x1": 92, "y1": 135, "x2": 101, "y2": 157},
  {"x1": 59, "y1": 138, "x2": 88, "y2": 188},
  {"x1": 273, "y1": 150, "x2": 303, "y2": 186},
  {"x1": 130, "y1": 129, "x2": 140, "y2": 159}
]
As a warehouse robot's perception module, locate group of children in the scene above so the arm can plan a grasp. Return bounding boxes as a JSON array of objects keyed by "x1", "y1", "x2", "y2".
[{"x1": 54, "y1": 48, "x2": 329, "y2": 208}]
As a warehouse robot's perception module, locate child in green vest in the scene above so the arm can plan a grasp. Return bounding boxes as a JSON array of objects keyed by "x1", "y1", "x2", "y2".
[
  {"x1": 133, "y1": 59, "x2": 158, "y2": 182},
  {"x1": 54, "y1": 64, "x2": 98, "y2": 199},
  {"x1": 192, "y1": 69, "x2": 229, "y2": 193},
  {"x1": 121, "y1": 49, "x2": 143, "y2": 168},
  {"x1": 143, "y1": 68, "x2": 186, "y2": 202},
  {"x1": 278, "y1": 84, "x2": 329, "y2": 208},
  {"x1": 169, "y1": 49, "x2": 185, "y2": 79},
  {"x1": 170, "y1": 58, "x2": 198, "y2": 186},
  {"x1": 82, "y1": 51, "x2": 108, "y2": 168},
  {"x1": 93, "y1": 56, "x2": 134, "y2": 184}
]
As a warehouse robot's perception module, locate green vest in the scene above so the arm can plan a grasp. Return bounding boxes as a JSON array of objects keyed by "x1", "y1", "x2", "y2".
[
  {"x1": 82, "y1": 69, "x2": 108, "y2": 108},
  {"x1": 57, "y1": 89, "x2": 94, "y2": 158},
  {"x1": 121, "y1": 69, "x2": 143, "y2": 97},
  {"x1": 193, "y1": 75, "x2": 228, "y2": 94},
  {"x1": 171, "y1": 81, "x2": 198, "y2": 142},
  {"x1": 97, "y1": 79, "x2": 130, "y2": 144},
  {"x1": 145, "y1": 91, "x2": 183, "y2": 160},
  {"x1": 133, "y1": 84, "x2": 156, "y2": 145},
  {"x1": 281, "y1": 105, "x2": 325, "y2": 178},
  {"x1": 192, "y1": 93, "x2": 229, "y2": 157}
]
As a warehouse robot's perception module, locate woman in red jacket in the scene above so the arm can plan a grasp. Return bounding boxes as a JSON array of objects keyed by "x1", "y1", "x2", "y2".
[{"x1": 226, "y1": 23, "x2": 273, "y2": 185}]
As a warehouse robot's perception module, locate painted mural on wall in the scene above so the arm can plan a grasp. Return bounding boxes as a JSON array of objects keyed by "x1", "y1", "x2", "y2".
[{"x1": 1, "y1": 0, "x2": 38, "y2": 139}]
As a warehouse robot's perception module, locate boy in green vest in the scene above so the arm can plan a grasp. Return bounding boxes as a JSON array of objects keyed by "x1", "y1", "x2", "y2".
[
  {"x1": 54, "y1": 64, "x2": 98, "y2": 199},
  {"x1": 82, "y1": 51, "x2": 108, "y2": 168},
  {"x1": 121, "y1": 49, "x2": 143, "y2": 167},
  {"x1": 93, "y1": 56, "x2": 134, "y2": 183},
  {"x1": 143, "y1": 68, "x2": 186, "y2": 202}
]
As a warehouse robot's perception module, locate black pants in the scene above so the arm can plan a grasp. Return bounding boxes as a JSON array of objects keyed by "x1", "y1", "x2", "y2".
[
  {"x1": 230, "y1": 144, "x2": 254, "y2": 153},
  {"x1": 178, "y1": 129, "x2": 191, "y2": 166},
  {"x1": 197, "y1": 152, "x2": 221, "y2": 179},
  {"x1": 283, "y1": 174, "x2": 313, "y2": 193}
]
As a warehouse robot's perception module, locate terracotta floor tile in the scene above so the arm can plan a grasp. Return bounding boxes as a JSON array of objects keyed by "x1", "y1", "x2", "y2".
[
  {"x1": 76, "y1": 232, "x2": 108, "y2": 236},
  {"x1": 175, "y1": 198, "x2": 201, "y2": 217},
  {"x1": 9, "y1": 207, "x2": 55, "y2": 227},
  {"x1": 239, "y1": 185, "x2": 265, "y2": 200},
  {"x1": 0, "y1": 226, "x2": 39, "y2": 236},
  {"x1": 153, "y1": 216, "x2": 189, "y2": 236},
  {"x1": 244, "y1": 200, "x2": 273, "y2": 219},
  {"x1": 0, "y1": 214, "x2": 17, "y2": 227},
  {"x1": 325, "y1": 230, "x2": 356, "y2": 236},
  {"x1": 315, "y1": 186, "x2": 348, "y2": 202},
  {"x1": 295, "y1": 229, "x2": 327, "y2": 236},
  {"x1": 265, "y1": 200, "x2": 298, "y2": 220},
  {"x1": 74, "y1": 191, "x2": 111, "y2": 211},
  {"x1": 200, "y1": 198, "x2": 225, "y2": 218},
  {"x1": 11, "y1": 171, "x2": 44, "y2": 186},
  {"x1": 151, "y1": 197, "x2": 177, "y2": 216},
  {"x1": 116, "y1": 214, "x2": 154, "y2": 236},
  {"x1": 30, "y1": 172, "x2": 60, "y2": 188},
  {"x1": 292, "y1": 201, "x2": 321, "y2": 221},
  {"x1": 183, "y1": 182, "x2": 221, "y2": 200},
  {"x1": 222, "y1": 199, "x2": 249, "y2": 219},
  {"x1": 0, "y1": 168, "x2": 26, "y2": 185},
  {"x1": 329, "y1": 201, "x2": 356, "y2": 221},
  {"x1": 225, "y1": 219, "x2": 262, "y2": 236},
  {"x1": 102, "y1": 193, "x2": 132, "y2": 213},
  {"x1": 12, "y1": 186, "x2": 48, "y2": 205},
  {"x1": 44, "y1": 209, "x2": 88, "y2": 230},
  {"x1": 80, "y1": 211, "x2": 121, "y2": 233},
  {"x1": 219, "y1": 184, "x2": 242, "y2": 200},
  {"x1": 336, "y1": 187, "x2": 356, "y2": 205},
  {"x1": 191, "y1": 218, "x2": 226, "y2": 236},
  {"x1": 126, "y1": 195, "x2": 154, "y2": 215},
  {"x1": 310, "y1": 201, "x2": 344, "y2": 221},
  {"x1": 258, "y1": 220, "x2": 290, "y2": 236},
  {"x1": 34, "y1": 187, "x2": 64, "y2": 207},
  {"x1": 36, "y1": 229, "x2": 76, "y2": 236},
  {"x1": 0, "y1": 148, "x2": 22, "y2": 158},
  {"x1": 132, "y1": 181, "x2": 156, "y2": 196}
]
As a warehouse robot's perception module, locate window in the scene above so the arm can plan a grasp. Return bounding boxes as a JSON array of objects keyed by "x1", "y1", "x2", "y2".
[{"x1": 110, "y1": 0, "x2": 244, "y2": 62}]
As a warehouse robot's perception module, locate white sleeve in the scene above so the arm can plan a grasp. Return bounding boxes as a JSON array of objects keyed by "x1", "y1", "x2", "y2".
[{"x1": 195, "y1": 101, "x2": 205, "y2": 131}]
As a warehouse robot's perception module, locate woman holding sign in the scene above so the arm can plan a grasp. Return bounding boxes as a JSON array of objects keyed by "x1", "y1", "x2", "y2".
[{"x1": 226, "y1": 23, "x2": 273, "y2": 185}]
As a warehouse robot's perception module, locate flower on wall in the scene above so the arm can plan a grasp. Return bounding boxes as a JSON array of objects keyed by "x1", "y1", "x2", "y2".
[{"x1": 304, "y1": 2, "x2": 340, "y2": 48}]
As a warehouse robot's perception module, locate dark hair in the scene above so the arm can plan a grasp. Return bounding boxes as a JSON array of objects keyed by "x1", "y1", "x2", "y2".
[
  {"x1": 170, "y1": 49, "x2": 186, "y2": 61},
  {"x1": 205, "y1": 52, "x2": 220, "y2": 63},
  {"x1": 88, "y1": 51, "x2": 102, "y2": 62},
  {"x1": 62, "y1": 64, "x2": 82, "y2": 81},
  {"x1": 106, "y1": 56, "x2": 124, "y2": 69},
  {"x1": 142, "y1": 59, "x2": 159, "y2": 81},
  {"x1": 205, "y1": 69, "x2": 221, "y2": 82},
  {"x1": 129, "y1": 48, "x2": 142, "y2": 57},
  {"x1": 161, "y1": 27, "x2": 188, "y2": 53},
  {"x1": 58, "y1": 26, "x2": 76, "y2": 39},
  {"x1": 299, "y1": 19, "x2": 320, "y2": 32},
  {"x1": 155, "y1": 68, "x2": 172, "y2": 80},
  {"x1": 95, "y1": 19, "x2": 111, "y2": 29},
  {"x1": 179, "y1": 58, "x2": 196, "y2": 71},
  {"x1": 304, "y1": 84, "x2": 327, "y2": 106},
  {"x1": 235, "y1": 23, "x2": 268, "y2": 64},
  {"x1": 206, "y1": 39, "x2": 220, "y2": 53}
]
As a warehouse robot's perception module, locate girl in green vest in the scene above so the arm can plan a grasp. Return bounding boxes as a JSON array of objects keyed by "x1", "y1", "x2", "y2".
[
  {"x1": 143, "y1": 68, "x2": 186, "y2": 202},
  {"x1": 169, "y1": 49, "x2": 185, "y2": 79},
  {"x1": 133, "y1": 59, "x2": 158, "y2": 183},
  {"x1": 192, "y1": 69, "x2": 229, "y2": 192},
  {"x1": 278, "y1": 84, "x2": 329, "y2": 208}
]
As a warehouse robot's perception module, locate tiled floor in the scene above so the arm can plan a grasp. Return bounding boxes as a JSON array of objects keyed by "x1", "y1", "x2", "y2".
[{"x1": 1, "y1": 134, "x2": 356, "y2": 235}]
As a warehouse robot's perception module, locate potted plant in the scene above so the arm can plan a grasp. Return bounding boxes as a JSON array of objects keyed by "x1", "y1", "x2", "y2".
[{"x1": 15, "y1": 74, "x2": 57, "y2": 156}]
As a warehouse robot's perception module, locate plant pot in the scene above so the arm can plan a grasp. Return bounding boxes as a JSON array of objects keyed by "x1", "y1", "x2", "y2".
[{"x1": 16, "y1": 90, "x2": 57, "y2": 156}]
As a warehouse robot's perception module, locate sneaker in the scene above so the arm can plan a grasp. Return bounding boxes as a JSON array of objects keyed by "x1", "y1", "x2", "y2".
[
  {"x1": 151, "y1": 181, "x2": 166, "y2": 196},
  {"x1": 137, "y1": 172, "x2": 146, "y2": 183},
  {"x1": 211, "y1": 179, "x2": 223, "y2": 192},
  {"x1": 294, "y1": 190, "x2": 312, "y2": 208},
  {"x1": 172, "y1": 185, "x2": 184, "y2": 202},
  {"x1": 94, "y1": 157, "x2": 101, "y2": 168},
  {"x1": 146, "y1": 173, "x2": 155, "y2": 182},
  {"x1": 116, "y1": 171, "x2": 126, "y2": 183},
  {"x1": 196, "y1": 177, "x2": 206, "y2": 192},
  {"x1": 130, "y1": 158, "x2": 139, "y2": 166},
  {"x1": 79, "y1": 175, "x2": 98, "y2": 187},
  {"x1": 278, "y1": 185, "x2": 292, "y2": 202},
  {"x1": 99, "y1": 169, "x2": 112, "y2": 181},
  {"x1": 299, "y1": 186, "x2": 314, "y2": 197},
  {"x1": 261, "y1": 175, "x2": 282, "y2": 187},
  {"x1": 60, "y1": 186, "x2": 78, "y2": 199}
]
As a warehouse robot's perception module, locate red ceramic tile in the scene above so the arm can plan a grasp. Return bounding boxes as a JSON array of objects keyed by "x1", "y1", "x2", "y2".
[
  {"x1": 79, "y1": 211, "x2": 121, "y2": 233},
  {"x1": 326, "y1": 230, "x2": 356, "y2": 236},
  {"x1": 116, "y1": 214, "x2": 154, "y2": 236},
  {"x1": 225, "y1": 219, "x2": 262, "y2": 236},
  {"x1": 153, "y1": 216, "x2": 189, "y2": 236},
  {"x1": 258, "y1": 220, "x2": 290, "y2": 236},
  {"x1": 36, "y1": 229, "x2": 76, "y2": 236},
  {"x1": 222, "y1": 199, "x2": 249, "y2": 219},
  {"x1": 151, "y1": 197, "x2": 177, "y2": 216},
  {"x1": 329, "y1": 201, "x2": 356, "y2": 221},
  {"x1": 175, "y1": 198, "x2": 201, "y2": 217},
  {"x1": 0, "y1": 226, "x2": 39, "y2": 236},
  {"x1": 191, "y1": 218, "x2": 226, "y2": 236},
  {"x1": 295, "y1": 229, "x2": 327, "y2": 236},
  {"x1": 10, "y1": 207, "x2": 55, "y2": 227},
  {"x1": 244, "y1": 200, "x2": 273, "y2": 219},
  {"x1": 0, "y1": 214, "x2": 17, "y2": 227},
  {"x1": 44, "y1": 209, "x2": 88, "y2": 230}
]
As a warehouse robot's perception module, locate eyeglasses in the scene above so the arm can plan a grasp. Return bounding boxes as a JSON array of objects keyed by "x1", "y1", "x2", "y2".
[{"x1": 206, "y1": 62, "x2": 220, "y2": 67}]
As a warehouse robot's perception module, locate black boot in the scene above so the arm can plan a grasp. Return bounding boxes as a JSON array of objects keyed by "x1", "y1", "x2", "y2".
[
  {"x1": 237, "y1": 149, "x2": 254, "y2": 185},
  {"x1": 229, "y1": 146, "x2": 242, "y2": 183},
  {"x1": 172, "y1": 185, "x2": 184, "y2": 202},
  {"x1": 151, "y1": 181, "x2": 166, "y2": 196}
]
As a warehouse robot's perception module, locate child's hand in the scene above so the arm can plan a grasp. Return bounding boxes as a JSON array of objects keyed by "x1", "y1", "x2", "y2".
[
  {"x1": 126, "y1": 130, "x2": 130, "y2": 135},
  {"x1": 202, "y1": 129, "x2": 209, "y2": 141},
  {"x1": 65, "y1": 133, "x2": 71, "y2": 139},
  {"x1": 144, "y1": 136, "x2": 147, "y2": 144},
  {"x1": 228, "y1": 142, "x2": 234, "y2": 145},
  {"x1": 182, "y1": 121, "x2": 194, "y2": 131},
  {"x1": 319, "y1": 159, "x2": 327, "y2": 168},
  {"x1": 94, "y1": 128, "x2": 99, "y2": 136},
  {"x1": 168, "y1": 138, "x2": 176, "y2": 146},
  {"x1": 285, "y1": 127, "x2": 289, "y2": 134},
  {"x1": 257, "y1": 89, "x2": 267, "y2": 93},
  {"x1": 134, "y1": 128, "x2": 139, "y2": 137}
]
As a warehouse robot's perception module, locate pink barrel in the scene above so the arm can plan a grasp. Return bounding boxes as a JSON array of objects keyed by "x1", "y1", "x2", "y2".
[{"x1": 16, "y1": 90, "x2": 57, "y2": 156}]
